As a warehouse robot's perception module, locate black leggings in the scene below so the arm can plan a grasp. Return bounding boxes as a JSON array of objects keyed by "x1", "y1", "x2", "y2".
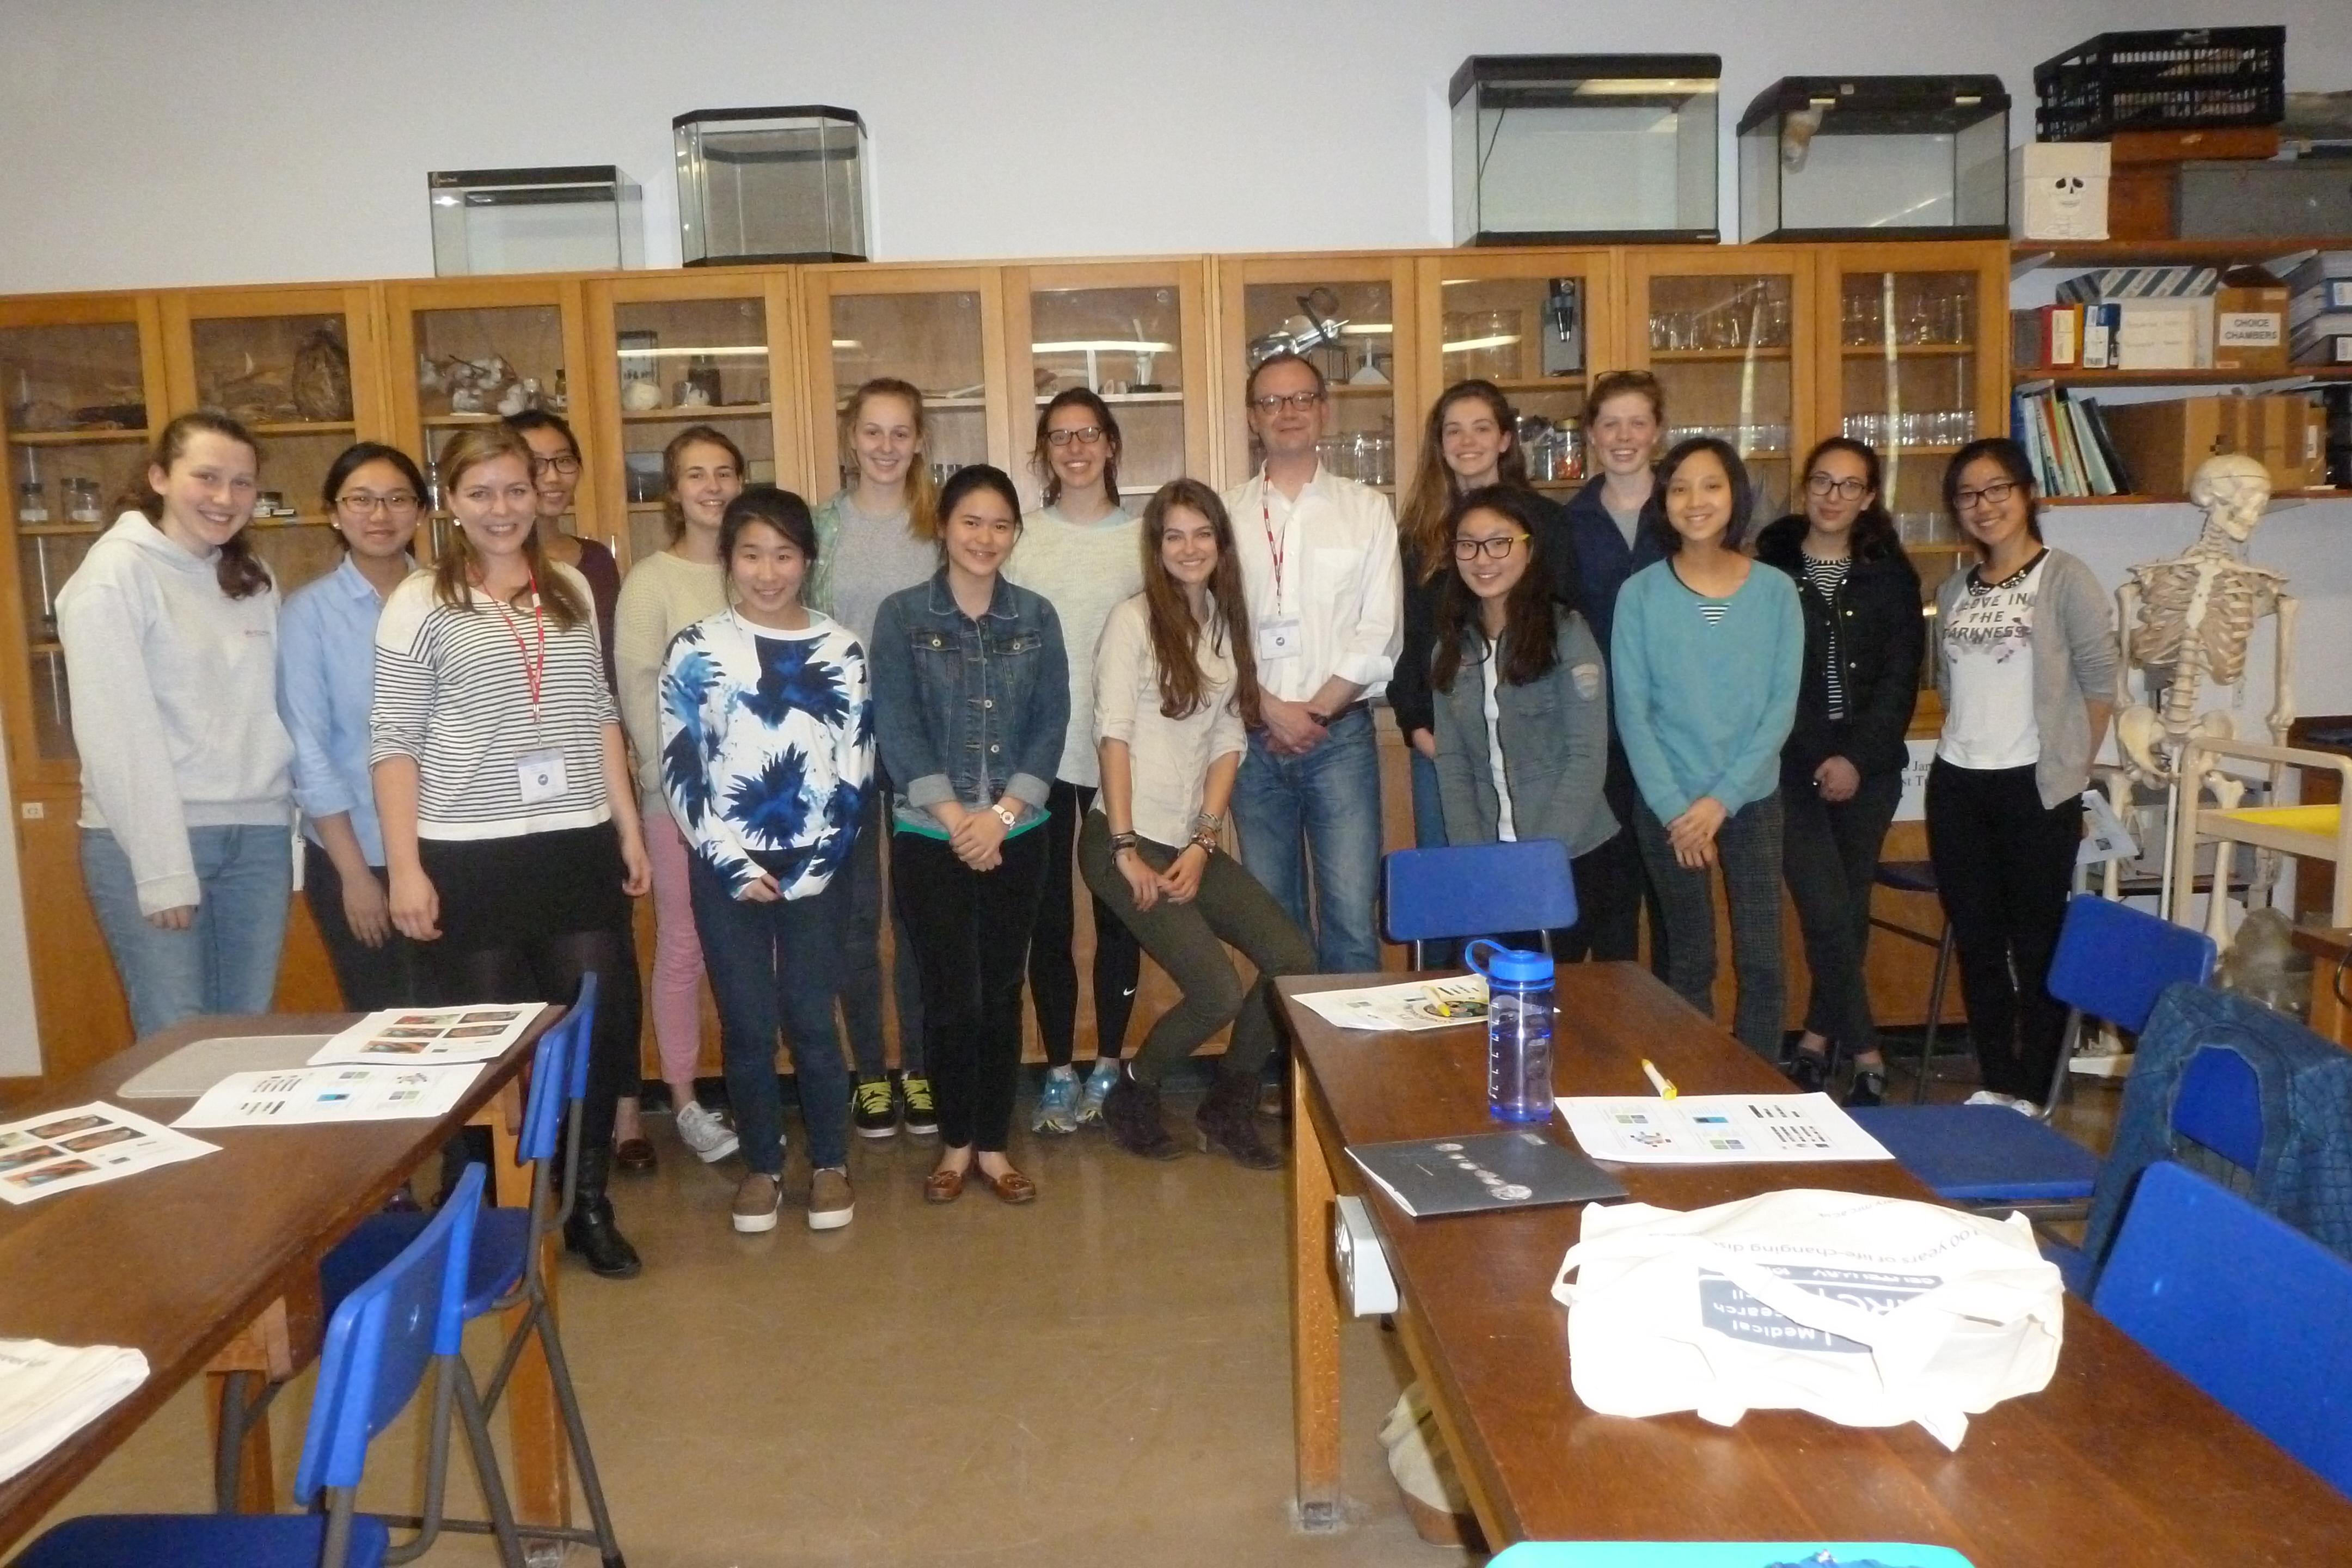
[
  {"x1": 1028, "y1": 780, "x2": 1142, "y2": 1067},
  {"x1": 430, "y1": 925, "x2": 642, "y2": 1155}
]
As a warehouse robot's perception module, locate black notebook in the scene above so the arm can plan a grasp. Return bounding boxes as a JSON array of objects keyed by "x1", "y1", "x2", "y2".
[{"x1": 1346, "y1": 1130, "x2": 1628, "y2": 1218}]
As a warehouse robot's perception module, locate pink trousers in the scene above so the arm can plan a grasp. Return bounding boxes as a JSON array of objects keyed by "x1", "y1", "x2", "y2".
[{"x1": 644, "y1": 809, "x2": 707, "y2": 1085}]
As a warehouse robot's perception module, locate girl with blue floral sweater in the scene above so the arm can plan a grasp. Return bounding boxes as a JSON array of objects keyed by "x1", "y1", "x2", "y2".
[{"x1": 660, "y1": 486, "x2": 873, "y2": 1235}]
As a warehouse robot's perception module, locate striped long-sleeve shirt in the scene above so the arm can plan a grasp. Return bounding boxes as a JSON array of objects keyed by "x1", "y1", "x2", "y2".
[
  {"x1": 658, "y1": 609, "x2": 872, "y2": 900},
  {"x1": 369, "y1": 565, "x2": 617, "y2": 841}
]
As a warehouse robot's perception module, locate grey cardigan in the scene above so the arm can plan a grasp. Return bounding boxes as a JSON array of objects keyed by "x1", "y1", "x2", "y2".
[
  {"x1": 1432, "y1": 610, "x2": 1619, "y2": 857},
  {"x1": 1933, "y1": 546, "x2": 2117, "y2": 808}
]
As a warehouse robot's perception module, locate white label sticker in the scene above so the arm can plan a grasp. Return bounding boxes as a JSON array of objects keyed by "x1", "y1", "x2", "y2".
[{"x1": 516, "y1": 748, "x2": 568, "y2": 806}]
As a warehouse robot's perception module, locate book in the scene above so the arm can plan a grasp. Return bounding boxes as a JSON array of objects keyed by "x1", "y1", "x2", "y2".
[
  {"x1": 1346, "y1": 1130, "x2": 1627, "y2": 1218},
  {"x1": 2078, "y1": 397, "x2": 2133, "y2": 493}
]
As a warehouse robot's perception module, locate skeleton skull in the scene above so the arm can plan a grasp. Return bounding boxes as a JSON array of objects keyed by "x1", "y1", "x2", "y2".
[{"x1": 2188, "y1": 452, "x2": 2272, "y2": 543}]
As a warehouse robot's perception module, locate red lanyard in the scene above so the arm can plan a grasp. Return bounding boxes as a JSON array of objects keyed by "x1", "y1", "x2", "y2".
[
  {"x1": 488, "y1": 573, "x2": 547, "y2": 715},
  {"x1": 1260, "y1": 495, "x2": 1289, "y2": 608}
]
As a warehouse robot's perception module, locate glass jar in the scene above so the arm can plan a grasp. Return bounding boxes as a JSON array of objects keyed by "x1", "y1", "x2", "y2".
[
  {"x1": 16, "y1": 481, "x2": 48, "y2": 525},
  {"x1": 64, "y1": 478, "x2": 103, "y2": 525}
]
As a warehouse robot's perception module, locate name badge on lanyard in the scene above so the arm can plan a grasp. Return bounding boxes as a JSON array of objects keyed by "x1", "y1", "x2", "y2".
[
  {"x1": 493, "y1": 577, "x2": 567, "y2": 805},
  {"x1": 1258, "y1": 494, "x2": 1302, "y2": 663}
]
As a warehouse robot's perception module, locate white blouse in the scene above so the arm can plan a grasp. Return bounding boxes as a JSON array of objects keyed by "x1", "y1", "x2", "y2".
[{"x1": 1090, "y1": 595, "x2": 1247, "y2": 847}]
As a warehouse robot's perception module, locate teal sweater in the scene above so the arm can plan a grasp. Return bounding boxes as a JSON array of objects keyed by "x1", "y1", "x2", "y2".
[{"x1": 1610, "y1": 558, "x2": 1802, "y2": 824}]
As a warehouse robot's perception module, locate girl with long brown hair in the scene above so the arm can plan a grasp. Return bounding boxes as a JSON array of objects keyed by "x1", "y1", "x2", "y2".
[
  {"x1": 611, "y1": 424, "x2": 745, "y2": 1168},
  {"x1": 1006, "y1": 388, "x2": 1146, "y2": 1132},
  {"x1": 58, "y1": 411, "x2": 295, "y2": 1035},
  {"x1": 371, "y1": 422, "x2": 652, "y2": 1278},
  {"x1": 1078, "y1": 479, "x2": 1312, "y2": 1168},
  {"x1": 812, "y1": 376, "x2": 940, "y2": 1138}
]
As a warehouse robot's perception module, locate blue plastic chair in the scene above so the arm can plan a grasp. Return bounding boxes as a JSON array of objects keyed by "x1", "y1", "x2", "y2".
[
  {"x1": 14, "y1": 1165, "x2": 489, "y2": 1568},
  {"x1": 1382, "y1": 840, "x2": 1579, "y2": 967},
  {"x1": 1850, "y1": 895, "x2": 2217, "y2": 1212},
  {"x1": 314, "y1": 975, "x2": 626, "y2": 1568},
  {"x1": 1487, "y1": 1543, "x2": 1976, "y2": 1566},
  {"x1": 2094, "y1": 1161, "x2": 2352, "y2": 1499}
]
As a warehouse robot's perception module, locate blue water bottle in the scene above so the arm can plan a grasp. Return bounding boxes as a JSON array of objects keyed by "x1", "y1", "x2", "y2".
[{"x1": 1465, "y1": 940, "x2": 1554, "y2": 1122}]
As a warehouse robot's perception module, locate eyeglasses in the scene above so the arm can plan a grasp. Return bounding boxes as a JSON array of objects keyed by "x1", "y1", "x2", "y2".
[
  {"x1": 1250, "y1": 390, "x2": 1324, "y2": 414},
  {"x1": 1451, "y1": 532, "x2": 1529, "y2": 561},
  {"x1": 1045, "y1": 425, "x2": 1105, "y2": 448},
  {"x1": 529, "y1": 454, "x2": 582, "y2": 478},
  {"x1": 338, "y1": 491, "x2": 421, "y2": 514},
  {"x1": 1805, "y1": 473, "x2": 1869, "y2": 501},
  {"x1": 1952, "y1": 479, "x2": 2020, "y2": 513}
]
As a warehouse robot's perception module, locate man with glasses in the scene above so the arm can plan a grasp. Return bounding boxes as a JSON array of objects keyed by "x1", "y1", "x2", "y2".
[{"x1": 1222, "y1": 352, "x2": 1401, "y2": 994}]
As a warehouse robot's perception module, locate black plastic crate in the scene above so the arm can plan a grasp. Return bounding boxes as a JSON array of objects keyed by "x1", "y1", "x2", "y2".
[{"x1": 2034, "y1": 26, "x2": 2285, "y2": 142}]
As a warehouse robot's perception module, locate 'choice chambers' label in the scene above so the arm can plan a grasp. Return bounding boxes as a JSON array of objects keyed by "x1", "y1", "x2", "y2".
[{"x1": 1698, "y1": 1265, "x2": 1940, "y2": 1354}]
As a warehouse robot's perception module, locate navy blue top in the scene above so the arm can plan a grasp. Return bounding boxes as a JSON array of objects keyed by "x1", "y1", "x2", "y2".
[{"x1": 1560, "y1": 474, "x2": 1667, "y2": 658}]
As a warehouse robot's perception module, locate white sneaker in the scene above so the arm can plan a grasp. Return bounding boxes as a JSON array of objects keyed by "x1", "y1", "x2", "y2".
[
  {"x1": 1963, "y1": 1091, "x2": 2037, "y2": 1117},
  {"x1": 676, "y1": 1101, "x2": 741, "y2": 1163}
]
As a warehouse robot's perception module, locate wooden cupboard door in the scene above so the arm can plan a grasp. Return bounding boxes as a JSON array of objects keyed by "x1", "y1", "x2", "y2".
[
  {"x1": 1212, "y1": 254, "x2": 1420, "y2": 494},
  {"x1": 799, "y1": 265, "x2": 1013, "y2": 499},
  {"x1": 11, "y1": 791, "x2": 130, "y2": 1082}
]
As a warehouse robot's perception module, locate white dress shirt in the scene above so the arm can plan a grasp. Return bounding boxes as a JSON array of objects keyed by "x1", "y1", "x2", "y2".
[
  {"x1": 1091, "y1": 596, "x2": 1247, "y2": 847},
  {"x1": 1221, "y1": 464, "x2": 1402, "y2": 705}
]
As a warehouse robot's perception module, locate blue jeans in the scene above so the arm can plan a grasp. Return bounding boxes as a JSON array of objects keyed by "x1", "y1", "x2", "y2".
[
  {"x1": 1234, "y1": 706, "x2": 1383, "y2": 975},
  {"x1": 82, "y1": 824, "x2": 291, "y2": 1038},
  {"x1": 689, "y1": 856, "x2": 852, "y2": 1173},
  {"x1": 841, "y1": 779, "x2": 925, "y2": 1079},
  {"x1": 1406, "y1": 745, "x2": 1458, "y2": 967}
]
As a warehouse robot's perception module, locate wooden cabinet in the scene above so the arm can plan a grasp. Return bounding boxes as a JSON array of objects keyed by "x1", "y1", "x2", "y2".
[
  {"x1": 799, "y1": 263, "x2": 1015, "y2": 502},
  {"x1": 1002, "y1": 259, "x2": 1212, "y2": 511},
  {"x1": 1214, "y1": 253, "x2": 1421, "y2": 493},
  {"x1": 584, "y1": 269, "x2": 805, "y2": 569}
]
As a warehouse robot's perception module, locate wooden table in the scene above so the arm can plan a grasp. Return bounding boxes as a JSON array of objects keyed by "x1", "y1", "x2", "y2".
[
  {"x1": 1283, "y1": 965, "x2": 2352, "y2": 1559},
  {"x1": 0, "y1": 1010, "x2": 566, "y2": 1556},
  {"x1": 2292, "y1": 924, "x2": 2352, "y2": 1052}
]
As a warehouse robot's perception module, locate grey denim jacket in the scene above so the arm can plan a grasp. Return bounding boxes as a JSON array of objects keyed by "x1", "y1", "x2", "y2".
[
  {"x1": 1933, "y1": 546, "x2": 2117, "y2": 808},
  {"x1": 871, "y1": 568, "x2": 1069, "y2": 830},
  {"x1": 1431, "y1": 611, "x2": 1619, "y2": 857}
]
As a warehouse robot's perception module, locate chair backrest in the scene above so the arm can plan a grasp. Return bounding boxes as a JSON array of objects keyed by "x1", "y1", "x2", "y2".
[
  {"x1": 2174, "y1": 1043, "x2": 2265, "y2": 1171},
  {"x1": 1382, "y1": 842, "x2": 1577, "y2": 947},
  {"x1": 2093, "y1": 1161, "x2": 2352, "y2": 1498},
  {"x1": 1485, "y1": 1544, "x2": 1978, "y2": 1566},
  {"x1": 563, "y1": 971, "x2": 601, "y2": 1105},
  {"x1": 294, "y1": 1162, "x2": 485, "y2": 1504},
  {"x1": 518, "y1": 991, "x2": 591, "y2": 1166},
  {"x1": 2047, "y1": 893, "x2": 2217, "y2": 1032}
]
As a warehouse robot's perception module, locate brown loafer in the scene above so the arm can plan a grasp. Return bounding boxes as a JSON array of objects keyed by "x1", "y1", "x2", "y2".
[
  {"x1": 923, "y1": 1166, "x2": 966, "y2": 1204},
  {"x1": 974, "y1": 1165, "x2": 1037, "y2": 1205},
  {"x1": 612, "y1": 1137, "x2": 657, "y2": 1173}
]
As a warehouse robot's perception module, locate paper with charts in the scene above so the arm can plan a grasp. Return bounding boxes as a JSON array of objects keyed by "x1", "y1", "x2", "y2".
[
  {"x1": 1559, "y1": 1092, "x2": 1894, "y2": 1165},
  {"x1": 172, "y1": 1063, "x2": 484, "y2": 1129},
  {"x1": 0, "y1": 1101, "x2": 217, "y2": 1205},
  {"x1": 305, "y1": 1002, "x2": 546, "y2": 1067},
  {"x1": 1291, "y1": 975, "x2": 1490, "y2": 1032}
]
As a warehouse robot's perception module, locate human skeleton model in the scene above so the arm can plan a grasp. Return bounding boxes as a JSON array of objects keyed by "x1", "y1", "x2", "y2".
[{"x1": 2112, "y1": 453, "x2": 2298, "y2": 918}]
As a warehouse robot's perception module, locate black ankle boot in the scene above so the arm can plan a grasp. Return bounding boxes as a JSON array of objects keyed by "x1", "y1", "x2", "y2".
[
  {"x1": 563, "y1": 1147, "x2": 643, "y2": 1279},
  {"x1": 1197, "y1": 1071, "x2": 1282, "y2": 1170},
  {"x1": 1784, "y1": 1045, "x2": 1833, "y2": 1094},
  {"x1": 1101, "y1": 1070, "x2": 1181, "y2": 1161}
]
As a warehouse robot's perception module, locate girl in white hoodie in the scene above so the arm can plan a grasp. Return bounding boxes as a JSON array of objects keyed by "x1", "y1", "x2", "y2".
[{"x1": 57, "y1": 412, "x2": 296, "y2": 1037}]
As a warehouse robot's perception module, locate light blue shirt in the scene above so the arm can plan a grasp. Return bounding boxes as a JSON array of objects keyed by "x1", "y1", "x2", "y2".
[
  {"x1": 1611, "y1": 559, "x2": 1802, "y2": 825},
  {"x1": 278, "y1": 554, "x2": 411, "y2": 865}
]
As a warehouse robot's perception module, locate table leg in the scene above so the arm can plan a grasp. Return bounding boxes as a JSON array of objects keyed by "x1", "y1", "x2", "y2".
[
  {"x1": 1291, "y1": 1067, "x2": 1344, "y2": 1531},
  {"x1": 203, "y1": 1298, "x2": 292, "y2": 1514},
  {"x1": 488, "y1": 1089, "x2": 571, "y2": 1532}
]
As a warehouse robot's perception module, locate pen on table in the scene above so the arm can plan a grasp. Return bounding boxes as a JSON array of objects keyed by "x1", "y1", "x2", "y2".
[{"x1": 1641, "y1": 1058, "x2": 1679, "y2": 1100}]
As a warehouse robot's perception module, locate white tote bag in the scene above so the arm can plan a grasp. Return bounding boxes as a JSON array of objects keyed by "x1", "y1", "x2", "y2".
[{"x1": 1551, "y1": 1187, "x2": 2063, "y2": 1449}]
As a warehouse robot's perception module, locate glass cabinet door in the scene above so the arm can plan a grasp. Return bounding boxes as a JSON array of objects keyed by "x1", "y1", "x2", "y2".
[
  {"x1": 2, "y1": 308, "x2": 163, "y2": 774},
  {"x1": 1217, "y1": 257, "x2": 1418, "y2": 492},
  {"x1": 167, "y1": 286, "x2": 381, "y2": 601},
  {"x1": 593, "y1": 279, "x2": 792, "y2": 567},
  {"x1": 1004, "y1": 262, "x2": 1208, "y2": 510},
  {"x1": 806, "y1": 267, "x2": 1008, "y2": 498},
  {"x1": 1622, "y1": 250, "x2": 1808, "y2": 524},
  {"x1": 387, "y1": 280, "x2": 594, "y2": 560},
  {"x1": 1414, "y1": 253, "x2": 1612, "y2": 503}
]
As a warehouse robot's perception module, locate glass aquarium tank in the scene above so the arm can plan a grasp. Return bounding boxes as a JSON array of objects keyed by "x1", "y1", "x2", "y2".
[
  {"x1": 427, "y1": 166, "x2": 644, "y2": 276},
  {"x1": 1739, "y1": 77, "x2": 2009, "y2": 242},
  {"x1": 1450, "y1": 55, "x2": 1720, "y2": 245},
  {"x1": 674, "y1": 106, "x2": 869, "y2": 264}
]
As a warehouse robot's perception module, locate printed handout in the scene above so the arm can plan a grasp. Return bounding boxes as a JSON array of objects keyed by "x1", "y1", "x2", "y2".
[
  {"x1": 173, "y1": 1063, "x2": 485, "y2": 1130},
  {"x1": 0, "y1": 1101, "x2": 218, "y2": 1206},
  {"x1": 1559, "y1": 1092, "x2": 1895, "y2": 1166},
  {"x1": 305, "y1": 1002, "x2": 546, "y2": 1067},
  {"x1": 1290, "y1": 976, "x2": 1491, "y2": 1033}
]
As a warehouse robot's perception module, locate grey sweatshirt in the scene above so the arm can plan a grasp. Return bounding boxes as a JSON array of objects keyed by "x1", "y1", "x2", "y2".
[
  {"x1": 57, "y1": 511, "x2": 294, "y2": 913},
  {"x1": 1933, "y1": 546, "x2": 2116, "y2": 810}
]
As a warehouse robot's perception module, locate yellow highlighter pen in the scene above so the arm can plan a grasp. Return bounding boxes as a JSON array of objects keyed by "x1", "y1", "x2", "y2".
[{"x1": 1640, "y1": 1058, "x2": 1679, "y2": 1100}]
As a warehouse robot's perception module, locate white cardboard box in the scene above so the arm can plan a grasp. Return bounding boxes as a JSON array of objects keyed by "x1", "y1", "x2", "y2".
[{"x1": 2012, "y1": 143, "x2": 2110, "y2": 241}]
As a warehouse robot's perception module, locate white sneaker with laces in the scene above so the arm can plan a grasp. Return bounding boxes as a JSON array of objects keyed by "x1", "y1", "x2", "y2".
[
  {"x1": 1963, "y1": 1090, "x2": 2037, "y2": 1117},
  {"x1": 676, "y1": 1101, "x2": 742, "y2": 1163}
]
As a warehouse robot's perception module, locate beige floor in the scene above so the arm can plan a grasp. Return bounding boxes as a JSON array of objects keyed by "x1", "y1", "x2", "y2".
[{"x1": 28, "y1": 1089, "x2": 1471, "y2": 1567}]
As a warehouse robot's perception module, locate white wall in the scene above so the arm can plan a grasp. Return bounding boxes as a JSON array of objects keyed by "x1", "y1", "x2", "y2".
[{"x1": 1, "y1": 0, "x2": 2349, "y2": 1063}]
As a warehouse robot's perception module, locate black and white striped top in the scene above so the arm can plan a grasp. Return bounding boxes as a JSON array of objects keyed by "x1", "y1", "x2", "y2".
[
  {"x1": 370, "y1": 565, "x2": 617, "y2": 841},
  {"x1": 1802, "y1": 553, "x2": 1852, "y2": 720}
]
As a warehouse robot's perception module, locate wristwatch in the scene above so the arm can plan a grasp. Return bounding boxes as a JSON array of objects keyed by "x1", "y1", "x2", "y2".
[{"x1": 992, "y1": 803, "x2": 1019, "y2": 830}]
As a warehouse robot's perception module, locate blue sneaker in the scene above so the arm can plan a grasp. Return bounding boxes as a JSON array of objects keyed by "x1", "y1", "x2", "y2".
[
  {"x1": 1033, "y1": 1065, "x2": 1080, "y2": 1135},
  {"x1": 1076, "y1": 1057, "x2": 1120, "y2": 1127}
]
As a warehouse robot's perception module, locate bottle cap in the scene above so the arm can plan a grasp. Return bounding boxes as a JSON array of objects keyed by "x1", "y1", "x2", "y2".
[{"x1": 1464, "y1": 939, "x2": 1553, "y2": 985}]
